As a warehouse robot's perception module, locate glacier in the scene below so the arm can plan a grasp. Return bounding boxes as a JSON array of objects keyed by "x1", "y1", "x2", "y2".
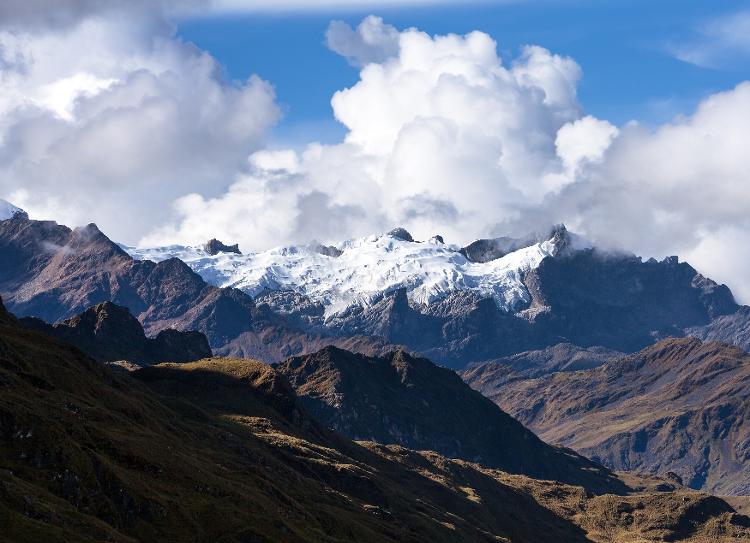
[
  {"x1": 0, "y1": 200, "x2": 25, "y2": 221},
  {"x1": 125, "y1": 227, "x2": 587, "y2": 318}
]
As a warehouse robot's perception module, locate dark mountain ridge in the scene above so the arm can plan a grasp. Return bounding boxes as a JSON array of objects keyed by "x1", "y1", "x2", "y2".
[
  {"x1": 275, "y1": 345, "x2": 625, "y2": 493},
  {"x1": 19, "y1": 302, "x2": 211, "y2": 365}
]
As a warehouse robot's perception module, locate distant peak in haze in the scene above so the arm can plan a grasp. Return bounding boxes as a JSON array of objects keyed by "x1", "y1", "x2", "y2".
[{"x1": 0, "y1": 200, "x2": 26, "y2": 221}]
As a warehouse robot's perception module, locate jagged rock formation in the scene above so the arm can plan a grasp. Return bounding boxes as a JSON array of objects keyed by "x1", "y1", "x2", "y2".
[
  {"x1": 1, "y1": 299, "x2": 748, "y2": 542},
  {"x1": 464, "y1": 338, "x2": 750, "y2": 495},
  {"x1": 203, "y1": 238, "x2": 241, "y2": 255},
  {"x1": 276, "y1": 346, "x2": 625, "y2": 493},
  {"x1": 459, "y1": 225, "x2": 568, "y2": 263},
  {"x1": 387, "y1": 226, "x2": 413, "y2": 242},
  {"x1": 20, "y1": 302, "x2": 211, "y2": 365}
]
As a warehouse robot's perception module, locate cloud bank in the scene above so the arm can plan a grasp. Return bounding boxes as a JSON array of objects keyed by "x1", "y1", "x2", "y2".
[
  {"x1": 2, "y1": 12, "x2": 750, "y2": 301},
  {"x1": 144, "y1": 17, "x2": 750, "y2": 301},
  {"x1": 0, "y1": 1, "x2": 279, "y2": 242}
]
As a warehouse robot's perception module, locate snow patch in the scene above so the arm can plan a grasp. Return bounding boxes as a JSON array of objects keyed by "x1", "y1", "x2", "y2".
[
  {"x1": 126, "y1": 229, "x2": 589, "y2": 317},
  {"x1": 0, "y1": 200, "x2": 25, "y2": 221}
]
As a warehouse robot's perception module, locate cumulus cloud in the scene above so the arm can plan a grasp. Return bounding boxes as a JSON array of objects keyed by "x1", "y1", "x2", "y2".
[
  {"x1": 5, "y1": 10, "x2": 750, "y2": 302},
  {"x1": 502, "y1": 82, "x2": 750, "y2": 301},
  {"x1": 670, "y1": 10, "x2": 750, "y2": 68},
  {"x1": 144, "y1": 17, "x2": 750, "y2": 302},
  {"x1": 0, "y1": 1, "x2": 280, "y2": 243},
  {"x1": 326, "y1": 16, "x2": 401, "y2": 67},
  {"x1": 144, "y1": 24, "x2": 587, "y2": 250}
]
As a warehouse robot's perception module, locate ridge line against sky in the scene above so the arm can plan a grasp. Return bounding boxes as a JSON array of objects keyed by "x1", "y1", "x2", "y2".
[{"x1": 1, "y1": 1, "x2": 750, "y2": 300}]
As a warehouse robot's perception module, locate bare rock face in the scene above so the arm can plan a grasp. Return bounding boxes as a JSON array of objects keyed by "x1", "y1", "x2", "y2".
[
  {"x1": 520, "y1": 250, "x2": 738, "y2": 352},
  {"x1": 387, "y1": 227, "x2": 413, "y2": 242},
  {"x1": 276, "y1": 345, "x2": 625, "y2": 494},
  {"x1": 465, "y1": 337, "x2": 750, "y2": 495},
  {"x1": 19, "y1": 302, "x2": 212, "y2": 365},
  {"x1": 0, "y1": 215, "x2": 263, "y2": 349},
  {"x1": 203, "y1": 238, "x2": 241, "y2": 255}
]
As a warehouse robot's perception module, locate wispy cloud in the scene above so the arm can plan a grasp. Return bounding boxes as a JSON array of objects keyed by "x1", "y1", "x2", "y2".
[{"x1": 669, "y1": 10, "x2": 750, "y2": 69}]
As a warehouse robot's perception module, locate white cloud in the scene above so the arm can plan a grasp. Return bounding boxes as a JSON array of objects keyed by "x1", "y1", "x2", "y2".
[
  {"x1": 326, "y1": 16, "x2": 401, "y2": 67},
  {"x1": 670, "y1": 10, "x2": 750, "y2": 68},
  {"x1": 146, "y1": 17, "x2": 750, "y2": 303},
  {"x1": 507, "y1": 82, "x2": 750, "y2": 298},
  {"x1": 0, "y1": 3, "x2": 280, "y2": 243},
  {"x1": 555, "y1": 115, "x2": 618, "y2": 176},
  {"x1": 145, "y1": 22, "x2": 588, "y2": 250}
]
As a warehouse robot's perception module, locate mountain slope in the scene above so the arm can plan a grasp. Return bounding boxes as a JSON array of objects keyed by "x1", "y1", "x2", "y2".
[
  {"x1": 460, "y1": 343, "x2": 621, "y2": 388},
  {"x1": 19, "y1": 302, "x2": 211, "y2": 365},
  {"x1": 275, "y1": 346, "x2": 625, "y2": 493},
  {"x1": 2, "y1": 299, "x2": 749, "y2": 542},
  {"x1": 464, "y1": 338, "x2": 750, "y2": 495}
]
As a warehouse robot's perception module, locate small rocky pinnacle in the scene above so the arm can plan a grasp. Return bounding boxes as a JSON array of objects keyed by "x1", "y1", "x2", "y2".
[
  {"x1": 204, "y1": 239, "x2": 241, "y2": 256},
  {"x1": 387, "y1": 227, "x2": 414, "y2": 242}
]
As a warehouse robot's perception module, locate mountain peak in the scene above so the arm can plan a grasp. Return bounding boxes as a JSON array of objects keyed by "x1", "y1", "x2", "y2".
[
  {"x1": 387, "y1": 227, "x2": 414, "y2": 242},
  {"x1": 0, "y1": 199, "x2": 27, "y2": 221},
  {"x1": 204, "y1": 238, "x2": 242, "y2": 256}
]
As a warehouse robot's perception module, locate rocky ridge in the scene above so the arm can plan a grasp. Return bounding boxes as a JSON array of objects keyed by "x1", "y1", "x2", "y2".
[
  {"x1": 463, "y1": 337, "x2": 750, "y2": 495},
  {"x1": 19, "y1": 302, "x2": 211, "y2": 365}
]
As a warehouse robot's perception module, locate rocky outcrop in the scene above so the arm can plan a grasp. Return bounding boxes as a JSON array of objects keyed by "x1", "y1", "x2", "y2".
[
  {"x1": 19, "y1": 302, "x2": 211, "y2": 365},
  {"x1": 203, "y1": 238, "x2": 241, "y2": 255},
  {"x1": 276, "y1": 346, "x2": 625, "y2": 493},
  {"x1": 465, "y1": 338, "x2": 750, "y2": 495},
  {"x1": 687, "y1": 306, "x2": 750, "y2": 352}
]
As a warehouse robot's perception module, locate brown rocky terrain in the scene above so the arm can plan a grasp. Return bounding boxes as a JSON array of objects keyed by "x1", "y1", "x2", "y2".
[
  {"x1": 19, "y1": 302, "x2": 212, "y2": 365},
  {"x1": 461, "y1": 342, "x2": 621, "y2": 387},
  {"x1": 276, "y1": 346, "x2": 627, "y2": 492},
  {"x1": 2, "y1": 297, "x2": 749, "y2": 542},
  {"x1": 276, "y1": 346, "x2": 626, "y2": 492},
  {"x1": 463, "y1": 338, "x2": 750, "y2": 495}
]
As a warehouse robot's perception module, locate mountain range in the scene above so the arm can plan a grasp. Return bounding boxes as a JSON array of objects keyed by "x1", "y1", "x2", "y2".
[{"x1": 3, "y1": 205, "x2": 748, "y2": 370}]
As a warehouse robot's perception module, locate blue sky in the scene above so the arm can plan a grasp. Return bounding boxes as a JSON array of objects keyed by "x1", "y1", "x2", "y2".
[{"x1": 180, "y1": 0, "x2": 750, "y2": 146}]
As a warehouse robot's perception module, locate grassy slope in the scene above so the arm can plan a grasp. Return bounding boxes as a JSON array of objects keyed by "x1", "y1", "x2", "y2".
[{"x1": 1, "y1": 310, "x2": 749, "y2": 542}]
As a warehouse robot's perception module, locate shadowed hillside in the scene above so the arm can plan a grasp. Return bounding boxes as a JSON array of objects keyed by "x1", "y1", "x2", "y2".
[{"x1": 2, "y1": 297, "x2": 750, "y2": 541}]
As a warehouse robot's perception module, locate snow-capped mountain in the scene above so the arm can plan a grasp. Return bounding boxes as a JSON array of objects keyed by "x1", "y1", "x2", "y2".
[
  {"x1": 0, "y1": 199, "x2": 25, "y2": 221},
  {"x1": 125, "y1": 226, "x2": 589, "y2": 317}
]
